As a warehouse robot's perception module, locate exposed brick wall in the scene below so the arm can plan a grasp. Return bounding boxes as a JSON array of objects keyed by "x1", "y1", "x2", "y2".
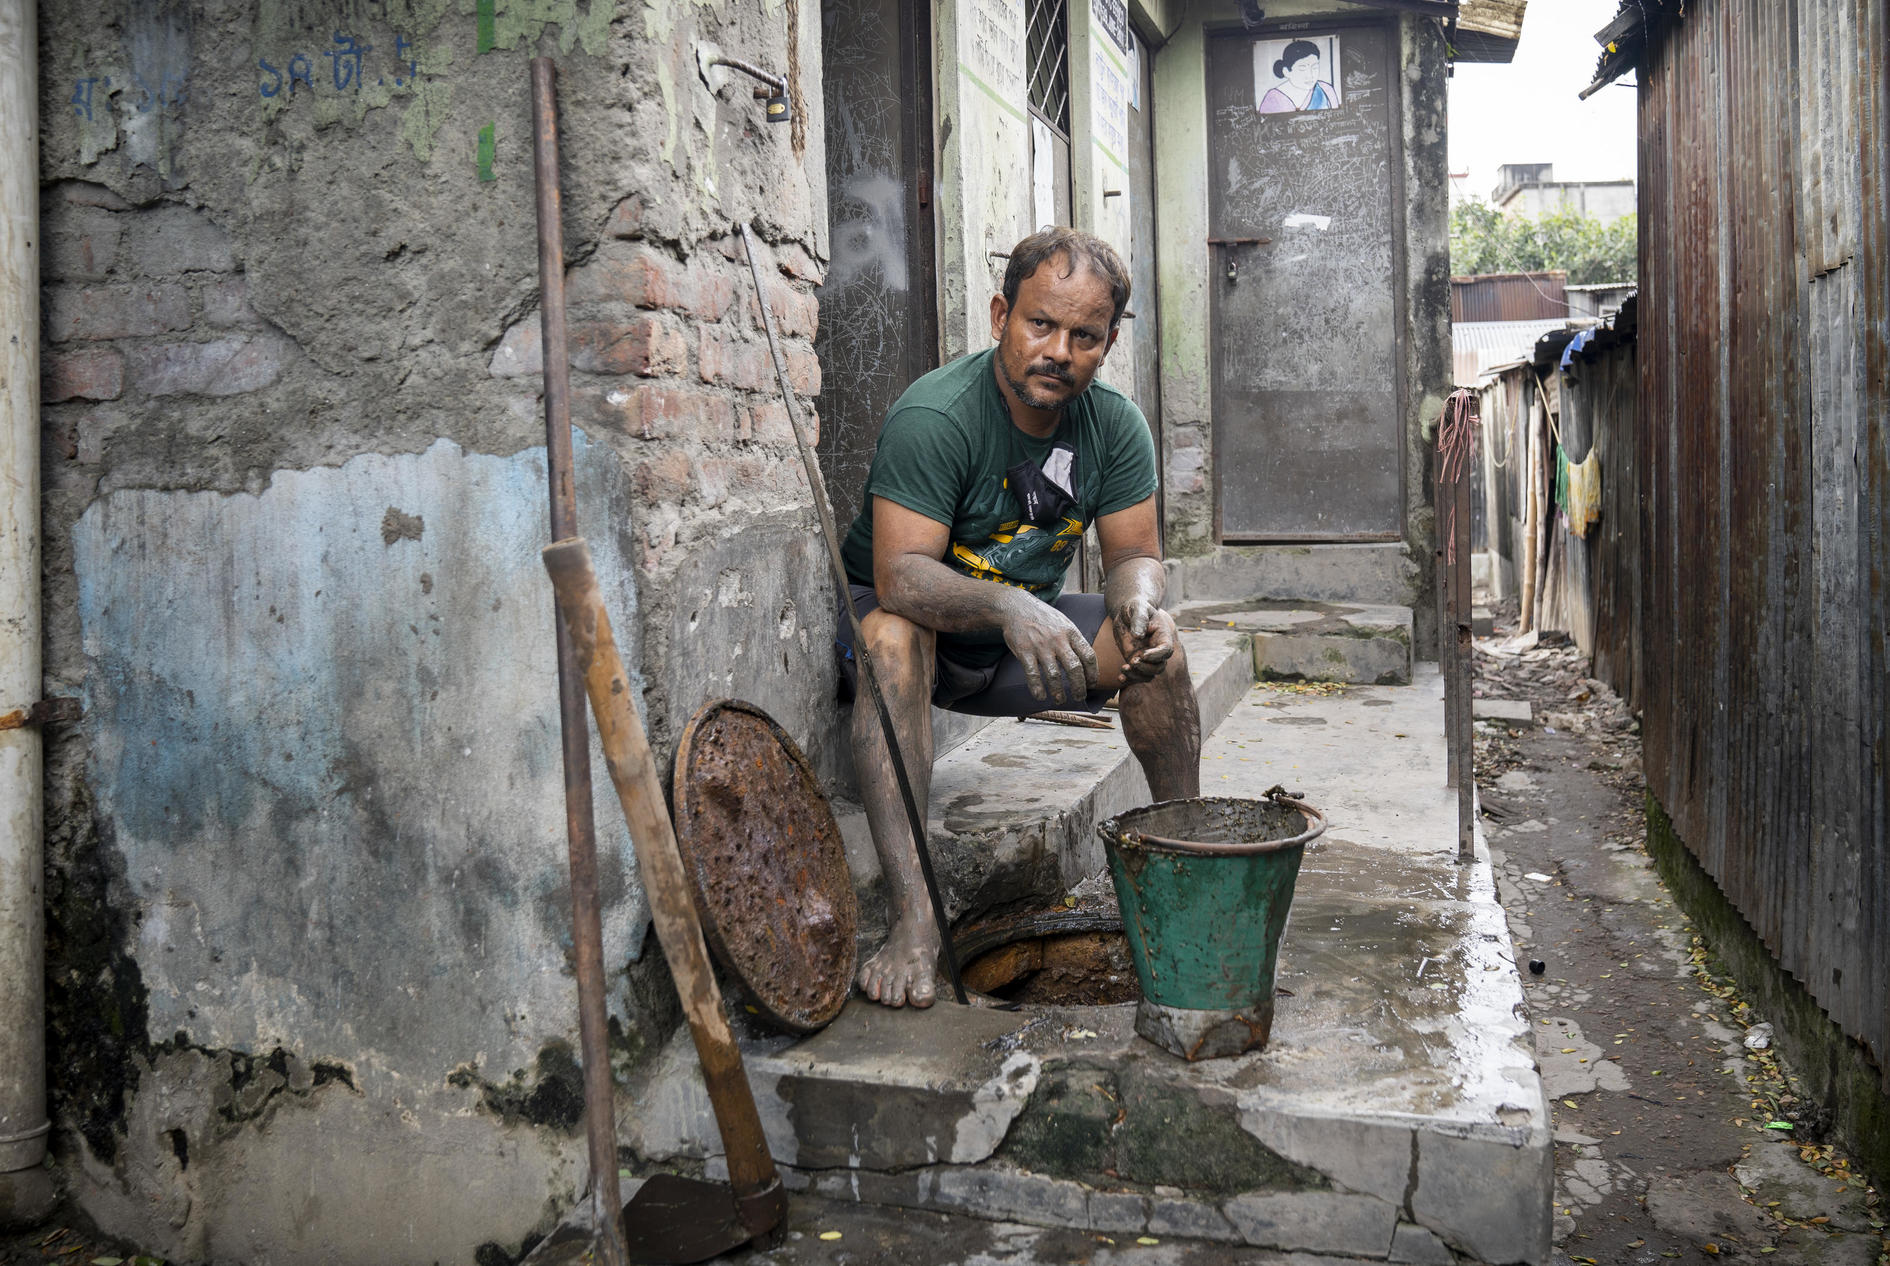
[
  {"x1": 40, "y1": 182, "x2": 285, "y2": 406},
  {"x1": 32, "y1": 3, "x2": 837, "y2": 1256},
  {"x1": 493, "y1": 215, "x2": 822, "y2": 577}
]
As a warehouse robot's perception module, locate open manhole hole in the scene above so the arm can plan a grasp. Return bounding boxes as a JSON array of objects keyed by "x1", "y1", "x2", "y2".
[{"x1": 952, "y1": 901, "x2": 1139, "y2": 1006}]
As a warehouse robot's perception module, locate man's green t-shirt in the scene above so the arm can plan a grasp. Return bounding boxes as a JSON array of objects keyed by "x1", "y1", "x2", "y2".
[{"x1": 840, "y1": 347, "x2": 1158, "y2": 665}]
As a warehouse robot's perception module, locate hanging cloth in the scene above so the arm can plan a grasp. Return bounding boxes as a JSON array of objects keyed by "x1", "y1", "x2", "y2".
[{"x1": 1565, "y1": 450, "x2": 1602, "y2": 538}]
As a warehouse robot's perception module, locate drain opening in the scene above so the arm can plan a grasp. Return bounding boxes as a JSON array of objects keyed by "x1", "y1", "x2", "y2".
[{"x1": 954, "y1": 904, "x2": 1138, "y2": 1006}]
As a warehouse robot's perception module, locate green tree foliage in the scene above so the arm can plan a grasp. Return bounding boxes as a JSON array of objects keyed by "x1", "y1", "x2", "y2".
[{"x1": 1450, "y1": 202, "x2": 1638, "y2": 285}]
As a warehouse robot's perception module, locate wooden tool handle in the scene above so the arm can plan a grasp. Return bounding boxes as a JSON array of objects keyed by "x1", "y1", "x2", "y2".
[{"x1": 542, "y1": 537, "x2": 783, "y2": 1226}]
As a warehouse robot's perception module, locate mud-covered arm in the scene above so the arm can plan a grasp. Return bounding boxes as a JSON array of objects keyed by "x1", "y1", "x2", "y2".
[
  {"x1": 1097, "y1": 496, "x2": 1176, "y2": 684},
  {"x1": 871, "y1": 496, "x2": 1098, "y2": 704}
]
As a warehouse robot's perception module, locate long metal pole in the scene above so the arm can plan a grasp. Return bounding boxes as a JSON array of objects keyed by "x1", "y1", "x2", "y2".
[
  {"x1": 1452, "y1": 411, "x2": 1475, "y2": 860},
  {"x1": 0, "y1": 0, "x2": 53, "y2": 1222},
  {"x1": 530, "y1": 57, "x2": 625, "y2": 1264},
  {"x1": 542, "y1": 540, "x2": 786, "y2": 1241},
  {"x1": 1438, "y1": 391, "x2": 1479, "y2": 862},
  {"x1": 1435, "y1": 443, "x2": 1455, "y2": 789},
  {"x1": 737, "y1": 223, "x2": 968, "y2": 1006}
]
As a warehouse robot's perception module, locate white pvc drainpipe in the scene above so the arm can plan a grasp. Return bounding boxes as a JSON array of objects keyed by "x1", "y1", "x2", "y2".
[{"x1": 0, "y1": 0, "x2": 50, "y2": 1210}]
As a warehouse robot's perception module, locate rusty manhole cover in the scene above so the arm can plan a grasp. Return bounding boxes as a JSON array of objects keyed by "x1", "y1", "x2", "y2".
[{"x1": 673, "y1": 699, "x2": 857, "y2": 1033}]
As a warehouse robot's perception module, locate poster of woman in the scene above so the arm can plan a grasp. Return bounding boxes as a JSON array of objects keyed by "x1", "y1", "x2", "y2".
[{"x1": 1255, "y1": 35, "x2": 1342, "y2": 114}]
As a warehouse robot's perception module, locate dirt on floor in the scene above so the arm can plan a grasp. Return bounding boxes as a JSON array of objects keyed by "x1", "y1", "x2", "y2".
[{"x1": 1473, "y1": 608, "x2": 1888, "y2": 1266}]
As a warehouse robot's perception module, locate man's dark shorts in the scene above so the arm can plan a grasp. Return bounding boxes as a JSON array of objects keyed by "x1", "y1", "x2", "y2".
[{"x1": 835, "y1": 585, "x2": 1113, "y2": 717}]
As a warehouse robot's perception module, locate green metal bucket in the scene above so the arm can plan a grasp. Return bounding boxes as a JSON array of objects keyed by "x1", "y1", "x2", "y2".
[{"x1": 1097, "y1": 791, "x2": 1325, "y2": 1061}]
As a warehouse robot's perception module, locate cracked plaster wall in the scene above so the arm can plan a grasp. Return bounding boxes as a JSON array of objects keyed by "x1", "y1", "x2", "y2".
[{"x1": 35, "y1": 0, "x2": 834, "y2": 1260}]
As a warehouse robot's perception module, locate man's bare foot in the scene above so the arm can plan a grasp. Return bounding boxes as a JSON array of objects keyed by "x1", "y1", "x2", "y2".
[{"x1": 857, "y1": 910, "x2": 941, "y2": 1008}]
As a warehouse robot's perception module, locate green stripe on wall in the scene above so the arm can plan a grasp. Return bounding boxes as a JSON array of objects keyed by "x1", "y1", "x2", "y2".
[
  {"x1": 476, "y1": 0, "x2": 496, "y2": 53},
  {"x1": 477, "y1": 122, "x2": 497, "y2": 181},
  {"x1": 958, "y1": 63, "x2": 1028, "y2": 126}
]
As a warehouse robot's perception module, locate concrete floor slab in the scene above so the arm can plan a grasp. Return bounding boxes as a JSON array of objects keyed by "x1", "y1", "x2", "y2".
[{"x1": 625, "y1": 667, "x2": 1551, "y2": 1264}]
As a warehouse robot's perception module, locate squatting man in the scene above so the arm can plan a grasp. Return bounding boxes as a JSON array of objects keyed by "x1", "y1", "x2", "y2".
[{"x1": 835, "y1": 227, "x2": 1202, "y2": 1009}]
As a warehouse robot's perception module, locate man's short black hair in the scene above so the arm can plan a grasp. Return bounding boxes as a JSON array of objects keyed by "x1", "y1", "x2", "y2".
[{"x1": 1002, "y1": 227, "x2": 1132, "y2": 329}]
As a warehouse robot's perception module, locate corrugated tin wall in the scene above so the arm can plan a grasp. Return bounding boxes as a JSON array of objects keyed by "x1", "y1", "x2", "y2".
[
  {"x1": 1637, "y1": 0, "x2": 1890, "y2": 1084},
  {"x1": 1559, "y1": 338, "x2": 1640, "y2": 700},
  {"x1": 1451, "y1": 272, "x2": 1570, "y2": 322}
]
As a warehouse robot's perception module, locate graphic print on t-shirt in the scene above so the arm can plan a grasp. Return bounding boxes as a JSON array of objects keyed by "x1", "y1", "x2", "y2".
[{"x1": 947, "y1": 469, "x2": 1086, "y2": 593}]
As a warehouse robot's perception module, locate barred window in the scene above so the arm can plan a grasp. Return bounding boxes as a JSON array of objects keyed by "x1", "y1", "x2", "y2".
[{"x1": 1025, "y1": 0, "x2": 1070, "y2": 134}]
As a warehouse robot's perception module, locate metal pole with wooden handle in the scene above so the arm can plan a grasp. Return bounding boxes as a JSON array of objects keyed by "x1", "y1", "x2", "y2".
[
  {"x1": 542, "y1": 537, "x2": 786, "y2": 1243},
  {"x1": 529, "y1": 56, "x2": 626, "y2": 1265}
]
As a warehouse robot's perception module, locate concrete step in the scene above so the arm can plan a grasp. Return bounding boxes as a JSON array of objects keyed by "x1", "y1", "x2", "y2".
[
  {"x1": 621, "y1": 671, "x2": 1552, "y2": 1265},
  {"x1": 831, "y1": 628, "x2": 1255, "y2": 931},
  {"x1": 1474, "y1": 697, "x2": 1534, "y2": 727},
  {"x1": 1165, "y1": 542, "x2": 1419, "y2": 609},
  {"x1": 1177, "y1": 601, "x2": 1414, "y2": 687}
]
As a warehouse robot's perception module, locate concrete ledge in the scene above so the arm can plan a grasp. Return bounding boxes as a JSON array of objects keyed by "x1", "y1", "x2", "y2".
[
  {"x1": 1170, "y1": 544, "x2": 1421, "y2": 608},
  {"x1": 834, "y1": 629, "x2": 1253, "y2": 928},
  {"x1": 1177, "y1": 601, "x2": 1413, "y2": 686},
  {"x1": 1473, "y1": 698, "x2": 1533, "y2": 727},
  {"x1": 750, "y1": 1160, "x2": 1411, "y2": 1258}
]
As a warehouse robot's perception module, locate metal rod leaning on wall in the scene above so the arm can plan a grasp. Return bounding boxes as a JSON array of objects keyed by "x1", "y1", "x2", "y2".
[
  {"x1": 736, "y1": 222, "x2": 970, "y2": 1008},
  {"x1": 1438, "y1": 390, "x2": 1480, "y2": 862},
  {"x1": 1434, "y1": 427, "x2": 1456, "y2": 791},
  {"x1": 1451, "y1": 406, "x2": 1475, "y2": 862},
  {"x1": 530, "y1": 57, "x2": 627, "y2": 1265},
  {"x1": 542, "y1": 539, "x2": 787, "y2": 1245}
]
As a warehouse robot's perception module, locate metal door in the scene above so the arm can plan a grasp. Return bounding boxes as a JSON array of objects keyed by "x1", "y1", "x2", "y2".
[
  {"x1": 1206, "y1": 23, "x2": 1404, "y2": 542},
  {"x1": 818, "y1": 0, "x2": 939, "y2": 536}
]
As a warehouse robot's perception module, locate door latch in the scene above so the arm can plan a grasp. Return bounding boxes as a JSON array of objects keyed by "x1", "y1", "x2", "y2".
[{"x1": 1207, "y1": 236, "x2": 1272, "y2": 284}]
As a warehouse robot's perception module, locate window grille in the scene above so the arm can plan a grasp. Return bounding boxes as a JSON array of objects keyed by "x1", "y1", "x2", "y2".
[{"x1": 1025, "y1": 0, "x2": 1070, "y2": 134}]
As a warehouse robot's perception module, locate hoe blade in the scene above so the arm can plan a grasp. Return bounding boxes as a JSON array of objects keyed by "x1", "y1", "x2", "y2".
[{"x1": 622, "y1": 1173, "x2": 753, "y2": 1265}]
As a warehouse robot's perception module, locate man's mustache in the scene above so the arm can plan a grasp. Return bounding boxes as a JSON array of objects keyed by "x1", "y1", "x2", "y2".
[{"x1": 1027, "y1": 362, "x2": 1075, "y2": 384}]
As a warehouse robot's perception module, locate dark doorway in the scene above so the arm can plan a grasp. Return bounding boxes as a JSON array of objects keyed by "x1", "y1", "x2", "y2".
[
  {"x1": 817, "y1": 0, "x2": 939, "y2": 537},
  {"x1": 1205, "y1": 22, "x2": 1405, "y2": 542}
]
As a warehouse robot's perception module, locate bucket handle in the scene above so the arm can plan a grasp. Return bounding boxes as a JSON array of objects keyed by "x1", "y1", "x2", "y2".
[{"x1": 1117, "y1": 787, "x2": 1327, "y2": 857}]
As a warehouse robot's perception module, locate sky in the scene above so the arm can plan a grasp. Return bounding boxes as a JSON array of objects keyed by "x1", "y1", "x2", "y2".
[{"x1": 1446, "y1": 0, "x2": 1638, "y2": 205}]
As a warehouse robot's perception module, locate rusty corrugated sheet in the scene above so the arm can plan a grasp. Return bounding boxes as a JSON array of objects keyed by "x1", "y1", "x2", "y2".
[
  {"x1": 1633, "y1": 0, "x2": 1889, "y2": 1086},
  {"x1": 1555, "y1": 325, "x2": 1639, "y2": 697},
  {"x1": 1450, "y1": 271, "x2": 1569, "y2": 322}
]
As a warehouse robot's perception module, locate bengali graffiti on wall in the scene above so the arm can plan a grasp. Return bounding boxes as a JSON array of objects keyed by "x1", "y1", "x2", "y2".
[
  {"x1": 257, "y1": 32, "x2": 419, "y2": 98},
  {"x1": 61, "y1": 1, "x2": 617, "y2": 172}
]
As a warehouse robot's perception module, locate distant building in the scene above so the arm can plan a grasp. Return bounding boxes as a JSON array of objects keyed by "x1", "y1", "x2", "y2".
[
  {"x1": 1491, "y1": 162, "x2": 1636, "y2": 223},
  {"x1": 1565, "y1": 281, "x2": 1637, "y2": 321},
  {"x1": 1450, "y1": 270, "x2": 1575, "y2": 387}
]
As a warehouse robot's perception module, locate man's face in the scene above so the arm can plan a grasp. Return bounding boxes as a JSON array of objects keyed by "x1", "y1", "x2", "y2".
[{"x1": 989, "y1": 254, "x2": 1119, "y2": 413}]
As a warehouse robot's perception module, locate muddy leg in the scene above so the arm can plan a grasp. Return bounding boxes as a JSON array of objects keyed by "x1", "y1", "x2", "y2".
[
  {"x1": 1105, "y1": 624, "x2": 1201, "y2": 801},
  {"x1": 852, "y1": 609, "x2": 941, "y2": 1008}
]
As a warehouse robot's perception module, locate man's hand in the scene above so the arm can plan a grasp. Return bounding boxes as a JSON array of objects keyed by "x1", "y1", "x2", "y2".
[
  {"x1": 1001, "y1": 594, "x2": 1100, "y2": 704},
  {"x1": 1111, "y1": 596, "x2": 1178, "y2": 685}
]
